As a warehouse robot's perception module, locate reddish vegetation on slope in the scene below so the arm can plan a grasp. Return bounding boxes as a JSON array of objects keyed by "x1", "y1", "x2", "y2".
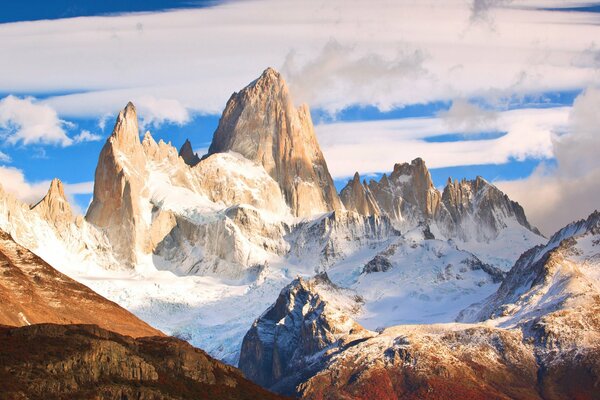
[{"x1": 0, "y1": 228, "x2": 161, "y2": 337}]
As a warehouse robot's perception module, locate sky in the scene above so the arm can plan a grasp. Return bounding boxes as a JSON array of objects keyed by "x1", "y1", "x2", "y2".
[{"x1": 0, "y1": 0, "x2": 599, "y2": 235}]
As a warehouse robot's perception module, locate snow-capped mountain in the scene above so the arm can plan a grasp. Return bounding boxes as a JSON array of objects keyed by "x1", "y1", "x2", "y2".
[
  {"x1": 0, "y1": 67, "x2": 564, "y2": 379},
  {"x1": 341, "y1": 158, "x2": 541, "y2": 243},
  {"x1": 240, "y1": 210, "x2": 600, "y2": 398}
]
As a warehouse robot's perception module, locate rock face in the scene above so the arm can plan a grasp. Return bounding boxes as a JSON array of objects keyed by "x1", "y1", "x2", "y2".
[
  {"x1": 239, "y1": 274, "x2": 371, "y2": 395},
  {"x1": 298, "y1": 325, "x2": 543, "y2": 400},
  {"x1": 365, "y1": 158, "x2": 441, "y2": 223},
  {"x1": 0, "y1": 323, "x2": 285, "y2": 400},
  {"x1": 340, "y1": 172, "x2": 380, "y2": 217},
  {"x1": 30, "y1": 178, "x2": 74, "y2": 231},
  {"x1": 179, "y1": 138, "x2": 201, "y2": 166},
  {"x1": 0, "y1": 228, "x2": 161, "y2": 338},
  {"x1": 440, "y1": 176, "x2": 541, "y2": 240},
  {"x1": 207, "y1": 67, "x2": 342, "y2": 217},
  {"x1": 86, "y1": 102, "x2": 148, "y2": 268},
  {"x1": 341, "y1": 158, "x2": 540, "y2": 241}
]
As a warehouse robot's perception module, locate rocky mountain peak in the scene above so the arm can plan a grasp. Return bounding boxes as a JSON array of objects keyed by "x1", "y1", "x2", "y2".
[
  {"x1": 86, "y1": 102, "x2": 149, "y2": 268},
  {"x1": 340, "y1": 172, "x2": 380, "y2": 216},
  {"x1": 239, "y1": 273, "x2": 369, "y2": 393},
  {"x1": 179, "y1": 138, "x2": 201, "y2": 167},
  {"x1": 30, "y1": 178, "x2": 74, "y2": 229},
  {"x1": 109, "y1": 101, "x2": 140, "y2": 154},
  {"x1": 366, "y1": 157, "x2": 441, "y2": 222},
  {"x1": 207, "y1": 67, "x2": 342, "y2": 217}
]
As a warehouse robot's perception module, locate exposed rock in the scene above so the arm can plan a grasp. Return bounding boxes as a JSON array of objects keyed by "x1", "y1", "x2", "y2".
[
  {"x1": 239, "y1": 273, "x2": 371, "y2": 394},
  {"x1": 30, "y1": 178, "x2": 74, "y2": 231},
  {"x1": 179, "y1": 138, "x2": 201, "y2": 167},
  {"x1": 440, "y1": 176, "x2": 541, "y2": 240},
  {"x1": 0, "y1": 323, "x2": 285, "y2": 400},
  {"x1": 367, "y1": 158, "x2": 441, "y2": 224},
  {"x1": 86, "y1": 102, "x2": 149, "y2": 268},
  {"x1": 362, "y1": 255, "x2": 393, "y2": 274},
  {"x1": 0, "y1": 228, "x2": 161, "y2": 338},
  {"x1": 207, "y1": 67, "x2": 342, "y2": 217},
  {"x1": 340, "y1": 172, "x2": 380, "y2": 216},
  {"x1": 343, "y1": 159, "x2": 541, "y2": 242}
]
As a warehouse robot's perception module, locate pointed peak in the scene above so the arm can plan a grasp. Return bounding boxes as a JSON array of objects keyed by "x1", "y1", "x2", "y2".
[
  {"x1": 247, "y1": 67, "x2": 287, "y2": 93},
  {"x1": 31, "y1": 177, "x2": 74, "y2": 226},
  {"x1": 352, "y1": 172, "x2": 361, "y2": 182},
  {"x1": 108, "y1": 102, "x2": 141, "y2": 150},
  {"x1": 260, "y1": 67, "x2": 281, "y2": 80},
  {"x1": 411, "y1": 157, "x2": 425, "y2": 166},
  {"x1": 47, "y1": 178, "x2": 66, "y2": 199},
  {"x1": 179, "y1": 138, "x2": 200, "y2": 167}
]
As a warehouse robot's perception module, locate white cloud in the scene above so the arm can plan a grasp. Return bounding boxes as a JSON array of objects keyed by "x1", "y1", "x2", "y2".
[
  {"x1": 136, "y1": 96, "x2": 190, "y2": 129},
  {"x1": 0, "y1": 166, "x2": 94, "y2": 215},
  {"x1": 0, "y1": 166, "x2": 54, "y2": 204},
  {"x1": 438, "y1": 99, "x2": 498, "y2": 133},
  {"x1": 316, "y1": 106, "x2": 567, "y2": 178},
  {"x1": 281, "y1": 39, "x2": 427, "y2": 113},
  {"x1": 0, "y1": 95, "x2": 73, "y2": 146},
  {"x1": 0, "y1": 0, "x2": 596, "y2": 117},
  {"x1": 0, "y1": 151, "x2": 10, "y2": 163},
  {"x1": 497, "y1": 87, "x2": 600, "y2": 235},
  {"x1": 73, "y1": 130, "x2": 103, "y2": 143}
]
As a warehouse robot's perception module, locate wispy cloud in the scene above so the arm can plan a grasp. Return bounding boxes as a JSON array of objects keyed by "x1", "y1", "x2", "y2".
[
  {"x1": 316, "y1": 106, "x2": 567, "y2": 178},
  {"x1": 73, "y1": 130, "x2": 103, "y2": 143},
  {"x1": 0, "y1": 0, "x2": 596, "y2": 117},
  {"x1": 0, "y1": 151, "x2": 10, "y2": 163},
  {"x1": 437, "y1": 99, "x2": 499, "y2": 133}
]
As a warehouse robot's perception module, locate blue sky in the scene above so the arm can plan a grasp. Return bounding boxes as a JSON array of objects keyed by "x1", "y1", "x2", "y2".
[{"x1": 0, "y1": 0, "x2": 599, "y2": 233}]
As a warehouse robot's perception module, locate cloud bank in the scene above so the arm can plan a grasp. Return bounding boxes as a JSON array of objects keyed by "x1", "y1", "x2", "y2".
[
  {"x1": 0, "y1": 0, "x2": 597, "y2": 117},
  {"x1": 497, "y1": 87, "x2": 600, "y2": 235}
]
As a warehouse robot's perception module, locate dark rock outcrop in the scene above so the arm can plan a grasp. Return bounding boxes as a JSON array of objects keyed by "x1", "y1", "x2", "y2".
[
  {"x1": 239, "y1": 274, "x2": 370, "y2": 395},
  {"x1": 0, "y1": 323, "x2": 285, "y2": 400},
  {"x1": 179, "y1": 138, "x2": 201, "y2": 166},
  {"x1": 362, "y1": 255, "x2": 393, "y2": 274}
]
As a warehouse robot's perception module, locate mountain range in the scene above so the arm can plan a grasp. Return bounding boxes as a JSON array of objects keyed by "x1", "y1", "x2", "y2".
[{"x1": 0, "y1": 67, "x2": 598, "y2": 399}]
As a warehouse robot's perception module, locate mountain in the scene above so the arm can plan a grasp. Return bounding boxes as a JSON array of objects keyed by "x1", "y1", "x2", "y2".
[
  {"x1": 341, "y1": 158, "x2": 540, "y2": 243},
  {"x1": 179, "y1": 138, "x2": 201, "y2": 166},
  {"x1": 339, "y1": 172, "x2": 381, "y2": 217},
  {"x1": 30, "y1": 178, "x2": 75, "y2": 231},
  {"x1": 239, "y1": 211, "x2": 600, "y2": 398},
  {"x1": 207, "y1": 67, "x2": 342, "y2": 217},
  {"x1": 0, "y1": 323, "x2": 286, "y2": 400},
  {"x1": 0, "y1": 67, "x2": 558, "y2": 389},
  {"x1": 0, "y1": 228, "x2": 160, "y2": 338},
  {"x1": 239, "y1": 274, "x2": 371, "y2": 394}
]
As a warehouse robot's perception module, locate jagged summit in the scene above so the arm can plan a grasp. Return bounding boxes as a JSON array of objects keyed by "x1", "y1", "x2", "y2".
[
  {"x1": 109, "y1": 101, "x2": 140, "y2": 153},
  {"x1": 85, "y1": 102, "x2": 148, "y2": 268},
  {"x1": 340, "y1": 171, "x2": 380, "y2": 216},
  {"x1": 341, "y1": 157, "x2": 540, "y2": 241},
  {"x1": 31, "y1": 178, "x2": 74, "y2": 229},
  {"x1": 207, "y1": 67, "x2": 342, "y2": 217},
  {"x1": 179, "y1": 138, "x2": 201, "y2": 167}
]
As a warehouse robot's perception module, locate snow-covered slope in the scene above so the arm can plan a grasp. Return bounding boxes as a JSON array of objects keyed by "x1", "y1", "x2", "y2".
[{"x1": 239, "y1": 211, "x2": 600, "y2": 398}]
